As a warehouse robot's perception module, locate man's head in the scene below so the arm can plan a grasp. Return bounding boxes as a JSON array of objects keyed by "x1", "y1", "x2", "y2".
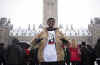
[
  {"x1": 81, "y1": 41, "x2": 86, "y2": 46},
  {"x1": 47, "y1": 18, "x2": 55, "y2": 28}
]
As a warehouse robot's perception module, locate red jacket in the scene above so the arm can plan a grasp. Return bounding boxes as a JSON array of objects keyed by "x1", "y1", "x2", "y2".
[{"x1": 69, "y1": 47, "x2": 81, "y2": 62}]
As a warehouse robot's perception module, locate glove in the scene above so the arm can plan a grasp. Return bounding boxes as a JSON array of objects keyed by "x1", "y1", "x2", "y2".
[
  {"x1": 35, "y1": 38, "x2": 43, "y2": 43},
  {"x1": 60, "y1": 38, "x2": 69, "y2": 45}
]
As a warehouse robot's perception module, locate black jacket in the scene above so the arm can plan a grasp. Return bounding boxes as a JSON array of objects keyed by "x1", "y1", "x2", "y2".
[
  {"x1": 95, "y1": 42, "x2": 100, "y2": 58},
  {"x1": 7, "y1": 44, "x2": 25, "y2": 65},
  {"x1": 80, "y1": 46, "x2": 89, "y2": 65},
  {"x1": 0, "y1": 47, "x2": 7, "y2": 65}
]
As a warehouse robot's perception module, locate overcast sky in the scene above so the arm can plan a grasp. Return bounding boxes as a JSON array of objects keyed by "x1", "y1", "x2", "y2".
[{"x1": 0, "y1": 0, "x2": 100, "y2": 30}]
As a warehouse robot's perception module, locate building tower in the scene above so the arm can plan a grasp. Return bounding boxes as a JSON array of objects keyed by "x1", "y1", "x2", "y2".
[
  {"x1": 88, "y1": 17, "x2": 100, "y2": 47},
  {"x1": 43, "y1": 0, "x2": 58, "y2": 27}
]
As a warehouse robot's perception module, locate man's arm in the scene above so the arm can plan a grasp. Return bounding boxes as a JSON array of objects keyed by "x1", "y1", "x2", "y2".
[
  {"x1": 60, "y1": 38, "x2": 69, "y2": 44},
  {"x1": 59, "y1": 31, "x2": 70, "y2": 47},
  {"x1": 31, "y1": 31, "x2": 43, "y2": 48}
]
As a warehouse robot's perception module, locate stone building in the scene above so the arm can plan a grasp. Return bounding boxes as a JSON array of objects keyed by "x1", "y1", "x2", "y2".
[
  {"x1": 43, "y1": 0, "x2": 58, "y2": 27},
  {"x1": 0, "y1": 17, "x2": 12, "y2": 48},
  {"x1": 88, "y1": 17, "x2": 100, "y2": 47},
  {"x1": 9, "y1": 0, "x2": 99, "y2": 48}
]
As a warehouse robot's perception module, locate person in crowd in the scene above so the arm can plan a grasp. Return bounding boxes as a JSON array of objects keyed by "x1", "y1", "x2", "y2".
[
  {"x1": 31, "y1": 18, "x2": 69, "y2": 65},
  {"x1": 22, "y1": 42, "x2": 31, "y2": 65},
  {"x1": 80, "y1": 41, "x2": 89, "y2": 65},
  {"x1": 95, "y1": 38, "x2": 100, "y2": 65},
  {"x1": 62, "y1": 41, "x2": 70, "y2": 65},
  {"x1": 7, "y1": 38, "x2": 25, "y2": 65},
  {"x1": 0, "y1": 43, "x2": 7, "y2": 65},
  {"x1": 87, "y1": 44, "x2": 96, "y2": 65},
  {"x1": 30, "y1": 47, "x2": 39, "y2": 65},
  {"x1": 69, "y1": 39, "x2": 81, "y2": 65},
  {"x1": 80, "y1": 41, "x2": 96, "y2": 65}
]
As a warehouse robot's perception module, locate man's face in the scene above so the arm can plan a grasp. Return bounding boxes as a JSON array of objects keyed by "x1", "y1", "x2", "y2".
[{"x1": 47, "y1": 19, "x2": 55, "y2": 28}]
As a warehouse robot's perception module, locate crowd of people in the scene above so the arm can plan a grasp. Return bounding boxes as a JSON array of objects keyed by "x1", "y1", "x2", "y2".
[{"x1": 0, "y1": 18, "x2": 100, "y2": 65}]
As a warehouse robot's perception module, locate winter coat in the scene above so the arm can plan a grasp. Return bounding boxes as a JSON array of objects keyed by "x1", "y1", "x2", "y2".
[
  {"x1": 80, "y1": 46, "x2": 89, "y2": 65},
  {"x1": 0, "y1": 47, "x2": 7, "y2": 65},
  {"x1": 31, "y1": 28, "x2": 69, "y2": 62},
  {"x1": 7, "y1": 45, "x2": 25, "y2": 65},
  {"x1": 87, "y1": 45, "x2": 96, "y2": 65},
  {"x1": 95, "y1": 42, "x2": 100, "y2": 59}
]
